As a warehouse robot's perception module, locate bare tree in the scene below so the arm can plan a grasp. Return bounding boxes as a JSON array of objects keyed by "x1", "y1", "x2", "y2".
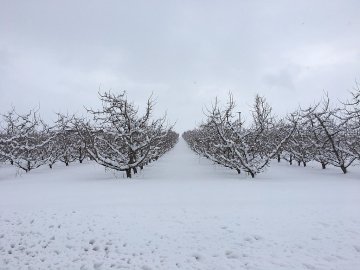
[
  {"x1": 285, "y1": 119, "x2": 315, "y2": 167},
  {"x1": 184, "y1": 94, "x2": 297, "y2": 178},
  {"x1": 302, "y1": 96, "x2": 356, "y2": 173},
  {"x1": 0, "y1": 108, "x2": 52, "y2": 172},
  {"x1": 54, "y1": 113, "x2": 79, "y2": 166},
  {"x1": 75, "y1": 91, "x2": 175, "y2": 178},
  {"x1": 342, "y1": 82, "x2": 360, "y2": 160}
]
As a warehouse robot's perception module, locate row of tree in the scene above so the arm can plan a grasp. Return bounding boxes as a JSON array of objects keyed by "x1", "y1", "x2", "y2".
[
  {"x1": 0, "y1": 91, "x2": 178, "y2": 178},
  {"x1": 183, "y1": 85, "x2": 360, "y2": 177}
]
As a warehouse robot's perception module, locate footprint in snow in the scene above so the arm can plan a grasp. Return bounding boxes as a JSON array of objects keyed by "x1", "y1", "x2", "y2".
[
  {"x1": 302, "y1": 263, "x2": 317, "y2": 270},
  {"x1": 244, "y1": 236, "x2": 253, "y2": 243},
  {"x1": 225, "y1": 250, "x2": 239, "y2": 259},
  {"x1": 93, "y1": 262, "x2": 103, "y2": 269},
  {"x1": 105, "y1": 240, "x2": 112, "y2": 246},
  {"x1": 319, "y1": 222, "x2": 330, "y2": 228},
  {"x1": 253, "y1": 234, "x2": 263, "y2": 240},
  {"x1": 192, "y1": 253, "x2": 202, "y2": 261}
]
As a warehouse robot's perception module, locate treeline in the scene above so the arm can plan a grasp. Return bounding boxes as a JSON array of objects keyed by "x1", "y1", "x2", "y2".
[
  {"x1": 183, "y1": 85, "x2": 360, "y2": 177},
  {"x1": 0, "y1": 91, "x2": 178, "y2": 178}
]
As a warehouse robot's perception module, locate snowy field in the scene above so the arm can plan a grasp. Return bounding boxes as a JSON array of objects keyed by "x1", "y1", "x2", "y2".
[{"x1": 0, "y1": 139, "x2": 360, "y2": 270}]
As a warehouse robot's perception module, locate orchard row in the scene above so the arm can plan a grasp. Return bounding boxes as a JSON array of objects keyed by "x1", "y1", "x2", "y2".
[
  {"x1": 183, "y1": 85, "x2": 360, "y2": 177},
  {"x1": 0, "y1": 92, "x2": 178, "y2": 178}
]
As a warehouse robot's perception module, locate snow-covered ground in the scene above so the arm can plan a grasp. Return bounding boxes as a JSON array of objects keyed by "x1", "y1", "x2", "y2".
[{"x1": 0, "y1": 139, "x2": 360, "y2": 270}]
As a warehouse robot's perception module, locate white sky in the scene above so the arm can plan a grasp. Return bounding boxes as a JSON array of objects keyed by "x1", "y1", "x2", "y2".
[{"x1": 1, "y1": 0, "x2": 360, "y2": 132}]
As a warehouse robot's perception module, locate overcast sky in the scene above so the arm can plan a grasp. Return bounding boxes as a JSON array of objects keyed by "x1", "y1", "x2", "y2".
[{"x1": 1, "y1": 0, "x2": 360, "y2": 132}]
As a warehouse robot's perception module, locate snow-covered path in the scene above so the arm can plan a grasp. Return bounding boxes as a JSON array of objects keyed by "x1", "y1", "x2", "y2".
[
  {"x1": 143, "y1": 137, "x2": 238, "y2": 181},
  {"x1": 1, "y1": 139, "x2": 360, "y2": 270}
]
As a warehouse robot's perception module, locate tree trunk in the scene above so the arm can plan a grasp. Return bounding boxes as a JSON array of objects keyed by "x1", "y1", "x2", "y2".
[
  {"x1": 289, "y1": 155, "x2": 292, "y2": 165},
  {"x1": 277, "y1": 154, "x2": 281, "y2": 163},
  {"x1": 125, "y1": 169, "x2": 132, "y2": 178},
  {"x1": 140, "y1": 165, "x2": 144, "y2": 170},
  {"x1": 249, "y1": 171, "x2": 255, "y2": 178},
  {"x1": 298, "y1": 160, "x2": 301, "y2": 166},
  {"x1": 321, "y1": 163, "x2": 326, "y2": 169},
  {"x1": 303, "y1": 162, "x2": 306, "y2": 167},
  {"x1": 236, "y1": 169, "x2": 241, "y2": 174},
  {"x1": 79, "y1": 148, "x2": 83, "y2": 163},
  {"x1": 340, "y1": 165, "x2": 347, "y2": 174},
  {"x1": 49, "y1": 164, "x2": 53, "y2": 169},
  {"x1": 65, "y1": 162, "x2": 69, "y2": 166},
  {"x1": 133, "y1": 167, "x2": 137, "y2": 174}
]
